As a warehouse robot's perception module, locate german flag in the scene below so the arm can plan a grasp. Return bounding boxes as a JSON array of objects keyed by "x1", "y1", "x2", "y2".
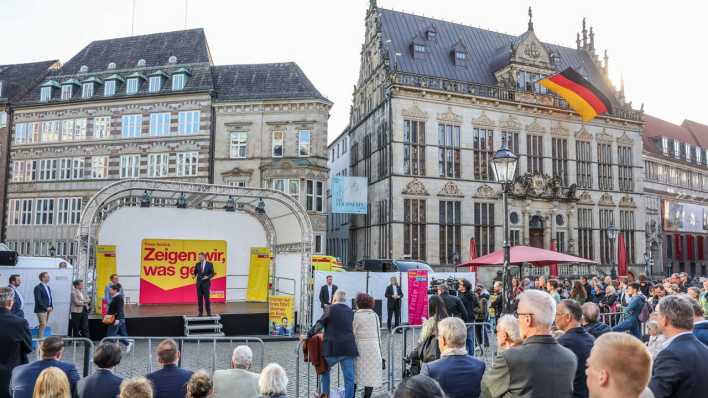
[{"x1": 539, "y1": 68, "x2": 613, "y2": 122}]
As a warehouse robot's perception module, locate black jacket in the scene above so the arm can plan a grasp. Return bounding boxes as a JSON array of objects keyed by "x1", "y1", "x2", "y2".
[
  {"x1": 33, "y1": 283, "x2": 52, "y2": 313},
  {"x1": 193, "y1": 261, "x2": 215, "y2": 286},
  {"x1": 77, "y1": 369, "x2": 123, "y2": 398},
  {"x1": 649, "y1": 333, "x2": 708, "y2": 398},
  {"x1": 583, "y1": 321, "x2": 611, "y2": 339},
  {"x1": 318, "y1": 284, "x2": 338, "y2": 309},
  {"x1": 558, "y1": 327, "x2": 595, "y2": 398},
  {"x1": 459, "y1": 291, "x2": 479, "y2": 323},
  {"x1": 440, "y1": 293, "x2": 468, "y2": 321},
  {"x1": 308, "y1": 303, "x2": 358, "y2": 358},
  {"x1": 107, "y1": 294, "x2": 125, "y2": 320},
  {"x1": 385, "y1": 284, "x2": 402, "y2": 309},
  {"x1": 8, "y1": 287, "x2": 23, "y2": 318},
  {"x1": 0, "y1": 308, "x2": 32, "y2": 398},
  {"x1": 146, "y1": 364, "x2": 194, "y2": 398}
]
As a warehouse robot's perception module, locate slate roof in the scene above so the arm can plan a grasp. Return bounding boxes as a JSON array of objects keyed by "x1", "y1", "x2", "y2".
[
  {"x1": 378, "y1": 8, "x2": 615, "y2": 101},
  {"x1": 212, "y1": 63, "x2": 328, "y2": 102},
  {"x1": 642, "y1": 114, "x2": 708, "y2": 163},
  {"x1": 0, "y1": 60, "x2": 58, "y2": 103}
]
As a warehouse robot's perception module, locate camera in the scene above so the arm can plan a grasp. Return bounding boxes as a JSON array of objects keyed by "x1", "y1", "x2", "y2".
[{"x1": 428, "y1": 276, "x2": 459, "y2": 296}]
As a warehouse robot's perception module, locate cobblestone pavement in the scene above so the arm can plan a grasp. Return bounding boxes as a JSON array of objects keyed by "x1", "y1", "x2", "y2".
[{"x1": 34, "y1": 328, "x2": 496, "y2": 398}]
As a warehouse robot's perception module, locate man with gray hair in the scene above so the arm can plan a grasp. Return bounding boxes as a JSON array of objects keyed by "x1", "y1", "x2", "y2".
[
  {"x1": 212, "y1": 345, "x2": 259, "y2": 398},
  {"x1": 495, "y1": 315, "x2": 522, "y2": 351},
  {"x1": 649, "y1": 295, "x2": 708, "y2": 398},
  {"x1": 421, "y1": 317, "x2": 485, "y2": 398},
  {"x1": 0, "y1": 287, "x2": 32, "y2": 398},
  {"x1": 581, "y1": 302, "x2": 611, "y2": 338},
  {"x1": 482, "y1": 289, "x2": 576, "y2": 398}
]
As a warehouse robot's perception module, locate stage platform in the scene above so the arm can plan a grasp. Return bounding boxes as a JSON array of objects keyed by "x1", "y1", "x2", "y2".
[{"x1": 89, "y1": 302, "x2": 270, "y2": 338}]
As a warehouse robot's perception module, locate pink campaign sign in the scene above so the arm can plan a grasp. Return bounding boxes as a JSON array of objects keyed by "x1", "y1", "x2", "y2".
[{"x1": 407, "y1": 270, "x2": 429, "y2": 326}]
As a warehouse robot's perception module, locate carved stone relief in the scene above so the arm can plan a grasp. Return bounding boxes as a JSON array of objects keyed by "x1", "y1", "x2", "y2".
[
  {"x1": 401, "y1": 103, "x2": 428, "y2": 120},
  {"x1": 596, "y1": 129, "x2": 613, "y2": 144},
  {"x1": 578, "y1": 191, "x2": 594, "y2": 205},
  {"x1": 475, "y1": 184, "x2": 498, "y2": 199},
  {"x1": 598, "y1": 192, "x2": 614, "y2": 206},
  {"x1": 619, "y1": 195, "x2": 637, "y2": 208},
  {"x1": 575, "y1": 126, "x2": 592, "y2": 141},
  {"x1": 499, "y1": 114, "x2": 522, "y2": 131},
  {"x1": 438, "y1": 181, "x2": 463, "y2": 197},
  {"x1": 550, "y1": 120, "x2": 569, "y2": 137},
  {"x1": 471, "y1": 111, "x2": 496, "y2": 128},
  {"x1": 437, "y1": 107, "x2": 463, "y2": 124},
  {"x1": 525, "y1": 118, "x2": 546, "y2": 134},
  {"x1": 402, "y1": 178, "x2": 429, "y2": 196},
  {"x1": 617, "y1": 131, "x2": 633, "y2": 146}
]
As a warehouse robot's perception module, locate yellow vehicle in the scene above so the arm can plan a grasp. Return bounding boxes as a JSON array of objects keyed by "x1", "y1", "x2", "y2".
[{"x1": 312, "y1": 255, "x2": 345, "y2": 272}]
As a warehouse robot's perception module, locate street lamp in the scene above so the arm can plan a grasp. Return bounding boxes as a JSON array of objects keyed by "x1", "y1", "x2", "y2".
[
  {"x1": 491, "y1": 141, "x2": 518, "y2": 314},
  {"x1": 607, "y1": 223, "x2": 617, "y2": 279}
]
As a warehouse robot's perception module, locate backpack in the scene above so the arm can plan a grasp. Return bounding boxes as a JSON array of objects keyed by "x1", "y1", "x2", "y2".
[{"x1": 638, "y1": 297, "x2": 653, "y2": 323}]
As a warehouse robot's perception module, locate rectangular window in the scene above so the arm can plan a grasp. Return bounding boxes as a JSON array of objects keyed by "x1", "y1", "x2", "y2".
[
  {"x1": 93, "y1": 116, "x2": 111, "y2": 138},
  {"x1": 11, "y1": 161, "x2": 27, "y2": 182},
  {"x1": 697, "y1": 147, "x2": 703, "y2": 164},
  {"x1": 474, "y1": 203, "x2": 495, "y2": 255},
  {"x1": 272, "y1": 131, "x2": 284, "y2": 157},
  {"x1": 403, "y1": 120, "x2": 426, "y2": 176},
  {"x1": 8, "y1": 199, "x2": 34, "y2": 225},
  {"x1": 61, "y1": 85, "x2": 72, "y2": 100},
  {"x1": 618, "y1": 145, "x2": 633, "y2": 192},
  {"x1": 439, "y1": 200, "x2": 461, "y2": 265},
  {"x1": 40, "y1": 86, "x2": 51, "y2": 102},
  {"x1": 14, "y1": 123, "x2": 27, "y2": 144},
  {"x1": 37, "y1": 159, "x2": 57, "y2": 181},
  {"x1": 578, "y1": 208, "x2": 593, "y2": 260},
  {"x1": 555, "y1": 231, "x2": 566, "y2": 253},
  {"x1": 527, "y1": 135, "x2": 544, "y2": 174},
  {"x1": 473, "y1": 128, "x2": 493, "y2": 180},
  {"x1": 599, "y1": 209, "x2": 614, "y2": 265},
  {"x1": 551, "y1": 137, "x2": 568, "y2": 186},
  {"x1": 35, "y1": 199, "x2": 55, "y2": 225},
  {"x1": 148, "y1": 153, "x2": 169, "y2": 177},
  {"x1": 177, "y1": 111, "x2": 200, "y2": 134},
  {"x1": 230, "y1": 132, "x2": 248, "y2": 158},
  {"x1": 673, "y1": 140, "x2": 680, "y2": 159},
  {"x1": 620, "y1": 210, "x2": 636, "y2": 265},
  {"x1": 272, "y1": 179, "x2": 300, "y2": 198},
  {"x1": 60, "y1": 119, "x2": 74, "y2": 141},
  {"x1": 126, "y1": 78, "x2": 139, "y2": 94},
  {"x1": 149, "y1": 112, "x2": 171, "y2": 136},
  {"x1": 57, "y1": 198, "x2": 82, "y2": 225},
  {"x1": 576, "y1": 141, "x2": 592, "y2": 188},
  {"x1": 598, "y1": 143, "x2": 613, "y2": 190},
  {"x1": 510, "y1": 230, "x2": 521, "y2": 246},
  {"x1": 90, "y1": 156, "x2": 108, "y2": 179},
  {"x1": 119, "y1": 154, "x2": 141, "y2": 178},
  {"x1": 305, "y1": 180, "x2": 324, "y2": 212},
  {"x1": 74, "y1": 118, "x2": 87, "y2": 140},
  {"x1": 172, "y1": 74, "x2": 186, "y2": 91},
  {"x1": 404, "y1": 199, "x2": 426, "y2": 260},
  {"x1": 501, "y1": 130, "x2": 519, "y2": 154},
  {"x1": 104, "y1": 80, "x2": 116, "y2": 96},
  {"x1": 81, "y1": 83, "x2": 93, "y2": 98},
  {"x1": 0, "y1": 111, "x2": 5, "y2": 128},
  {"x1": 148, "y1": 76, "x2": 161, "y2": 92},
  {"x1": 41, "y1": 120, "x2": 60, "y2": 143},
  {"x1": 437, "y1": 124, "x2": 461, "y2": 178},
  {"x1": 298, "y1": 130, "x2": 311, "y2": 157},
  {"x1": 685, "y1": 144, "x2": 692, "y2": 162},
  {"x1": 58, "y1": 158, "x2": 83, "y2": 180},
  {"x1": 121, "y1": 114, "x2": 142, "y2": 138},
  {"x1": 176, "y1": 152, "x2": 199, "y2": 176}
]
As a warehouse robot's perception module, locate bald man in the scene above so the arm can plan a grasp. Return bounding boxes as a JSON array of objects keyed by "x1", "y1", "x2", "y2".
[{"x1": 585, "y1": 332, "x2": 652, "y2": 398}]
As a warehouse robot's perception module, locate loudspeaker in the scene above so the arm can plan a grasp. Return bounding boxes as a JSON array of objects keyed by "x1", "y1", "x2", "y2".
[{"x1": 0, "y1": 250, "x2": 18, "y2": 266}]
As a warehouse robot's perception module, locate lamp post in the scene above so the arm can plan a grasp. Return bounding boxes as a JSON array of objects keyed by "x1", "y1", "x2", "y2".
[
  {"x1": 607, "y1": 223, "x2": 617, "y2": 279},
  {"x1": 491, "y1": 141, "x2": 518, "y2": 314}
]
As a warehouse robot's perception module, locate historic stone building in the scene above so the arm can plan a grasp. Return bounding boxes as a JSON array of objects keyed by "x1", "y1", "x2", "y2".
[
  {"x1": 643, "y1": 115, "x2": 708, "y2": 277},
  {"x1": 211, "y1": 63, "x2": 332, "y2": 253},
  {"x1": 345, "y1": 2, "x2": 645, "y2": 276},
  {"x1": 0, "y1": 60, "x2": 58, "y2": 240},
  {"x1": 4, "y1": 29, "x2": 329, "y2": 262},
  {"x1": 326, "y1": 128, "x2": 352, "y2": 261}
]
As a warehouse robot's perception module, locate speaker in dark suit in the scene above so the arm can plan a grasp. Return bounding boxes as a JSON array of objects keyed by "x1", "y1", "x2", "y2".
[
  {"x1": 8, "y1": 274, "x2": 24, "y2": 319},
  {"x1": 318, "y1": 275, "x2": 338, "y2": 310},
  {"x1": 385, "y1": 277, "x2": 402, "y2": 331},
  {"x1": 193, "y1": 254, "x2": 215, "y2": 316}
]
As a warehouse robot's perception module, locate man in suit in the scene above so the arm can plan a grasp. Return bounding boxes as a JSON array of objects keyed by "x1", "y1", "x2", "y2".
[
  {"x1": 422, "y1": 317, "x2": 485, "y2": 398},
  {"x1": 649, "y1": 295, "x2": 708, "y2": 398},
  {"x1": 10, "y1": 336, "x2": 80, "y2": 398},
  {"x1": 581, "y1": 302, "x2": 611, "y2": 338},
  {"x1": 481, "y1": 290, "x2": 576, "y2": 398},
  {"x1": 612, "y1": 282, "x2": 645, "y2": 339},
  {"x1": 77, "y1": 342, "x2": 123, "y2": 398},
  {"x1": 437, "y1": 285, "x2": 468, "y2": 321},
  {"x1": 8, "y1": 275, "x2": 24, "y2": 319},
  {"x1": 146, "y1": 339, "x2": 194, "y2": 398},
  {"x1": 385, "y1": 276, "x2": 402, "y2": 331},
  {"x1": 318, "y1": 274, "x2": 337, "y2": 310},
  {"x1": 556, "y1": 299, "x2": 595, "y2": 398},
  {"x1": 212, "y1": 345, "x2": 259, "y2": 398},
  {"x1": 690, "y1": 298, "x2": 708, "y2": 346},
  {"x1": 306, "y1": 290, "x2": 358, "y2": 398},
  {"x1": 586, "y1": 332, "x2": 652, "y2": 398},
  {"x1": 33, "y1": 272, "x2": 53, "y2": 339},
  {"x1": 193, "y1": 252, "x2": 215, "y2": 316},
  {"x1": 106, "y1": 283, "x2": 133, "y2": 352},
  {"x1": 69, "y1": 280, "x2": 91, "y2": 338},
  {"x1": 0, "y1": 287, "x2": 32, "y2": 398}
]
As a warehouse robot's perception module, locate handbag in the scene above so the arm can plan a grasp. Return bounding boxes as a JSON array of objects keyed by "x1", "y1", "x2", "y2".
[
  {"x1": 417, "y1": 330, "x2": 441, "y2": 363},
  {"x1": 102, "y1": 314, "x2": 116, "y2": 325}
]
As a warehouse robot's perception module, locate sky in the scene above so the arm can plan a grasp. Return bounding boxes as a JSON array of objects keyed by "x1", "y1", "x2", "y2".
[{"x1": 2, "y1": 0, "x2": 706, "y2": 144}]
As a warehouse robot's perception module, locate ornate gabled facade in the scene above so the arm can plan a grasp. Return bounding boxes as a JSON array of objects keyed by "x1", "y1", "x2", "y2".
[
  {"x1": 344, "y1": 2, "x2": 646, "y2": 278},
  {"x1": 4, "y1": 29, "x2": 329, "y2": 262}
]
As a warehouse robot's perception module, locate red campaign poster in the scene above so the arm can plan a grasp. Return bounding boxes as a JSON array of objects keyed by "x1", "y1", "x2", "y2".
[{"x1": 407, "y1": 270, "x2": 429, "y2": 326}]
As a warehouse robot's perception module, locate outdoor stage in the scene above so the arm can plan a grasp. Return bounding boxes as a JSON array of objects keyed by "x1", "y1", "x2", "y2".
[{"x1": 88, "y1": 302, "x2": 269, "y2": 338}]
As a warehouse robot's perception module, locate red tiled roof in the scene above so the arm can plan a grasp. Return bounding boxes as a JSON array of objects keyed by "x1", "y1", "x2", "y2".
[
  {"x1": 642, "y1": 114, "x2": 698, "y2": 156},
  {"x1": 682, "y1": 120, "x2": 708, "y2": 149}
]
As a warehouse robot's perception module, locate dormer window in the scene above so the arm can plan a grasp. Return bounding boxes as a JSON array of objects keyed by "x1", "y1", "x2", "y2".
[
  {"x1": 104, "y1": 74, "x2": 123, "y2": 96},
  {"x1": 171, "y1": 67, "x2": 191, "y2": 91},
  {"x1": 685, "y1": 143, "x2": 692, "y2": 162},
  {"x1": 125, "y1": 72, "x2": 145, "y2": 95},
  {"x1": 61, "y1": 84, "x2": 73, "y2": 100},
  {"x1": 148, "y1": 71, "x2": 168, "y2": 93},
  {"x1": 82, "y1": 82, "x2": 94, "y2": 98},
  {"x1": 415, "y1": 44, "x2": 426, "y2": 53},
  {"x1": 40, "y1": 86, "x2": 51, "y2": 102},
  {"x1": 455, "y1": 51, "x2": 466, "y2": 61},
  {"x1": 427, "y1": 30, "x2": 436, "y2": 40},
  {"x1": 696, "y1": 147, "x2": 702, "y2": 164},
  {"x1": 674, "y1": 140, "x2": 681, "y2": 159},
  {"x1": 661, "y1": 137, "x2": 668, "y2": 155}
]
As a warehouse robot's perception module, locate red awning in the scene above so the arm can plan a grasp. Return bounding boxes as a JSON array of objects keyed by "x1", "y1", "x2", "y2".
[{"x1": 460, "y1": 245, "x2": 597, "y2": 267}]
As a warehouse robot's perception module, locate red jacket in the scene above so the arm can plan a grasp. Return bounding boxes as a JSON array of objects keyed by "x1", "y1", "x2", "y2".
[{"x1": 303, "y1": 333, "x2": 328, "y2": 375}]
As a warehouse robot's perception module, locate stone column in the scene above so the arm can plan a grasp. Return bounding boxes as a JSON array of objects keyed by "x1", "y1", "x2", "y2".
[
  {"x1": 522, "y1": 205, "x2": 530, "y2": 245},
  {"x1": 567, "y1": 207, "x2": 576, "y2": 255},
  {"x1": 544, "y1": 211, "x2": 552, "y2": 250}
]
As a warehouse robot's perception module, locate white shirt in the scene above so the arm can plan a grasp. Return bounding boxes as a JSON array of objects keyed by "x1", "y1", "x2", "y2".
[
  {"x1": 327, "y1": 285, "x2": 333, "y2": 302},
  {"x1": 661, "y1": 331, "x2": 693, "y2": 350},
  {"x1": 694, "y1": 319, "x2": 708, "y2": 326}
]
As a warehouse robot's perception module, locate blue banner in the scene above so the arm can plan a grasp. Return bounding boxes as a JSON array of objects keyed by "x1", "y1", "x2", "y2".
[{"x1": 331, "y1": 176, "x2": 368, "y2": 214}]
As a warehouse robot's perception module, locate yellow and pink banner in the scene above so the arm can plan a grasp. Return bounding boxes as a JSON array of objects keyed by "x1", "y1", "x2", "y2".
[
  {"x1": 140, "y1": 239, "x2": 227, "y2": 304},
  {"x1": 407, "y1": 270, "x2": 429, "y2": 326}
]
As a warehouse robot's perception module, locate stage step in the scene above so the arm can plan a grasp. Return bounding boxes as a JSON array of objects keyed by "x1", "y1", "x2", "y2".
[{"x1": 183, "y1": 315, "x2": 224, "y2": 337}]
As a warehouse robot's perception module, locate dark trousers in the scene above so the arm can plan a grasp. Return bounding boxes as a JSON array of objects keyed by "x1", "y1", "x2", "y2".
[
  {"x1": 107, "y1": 320, "x2": 130, "y2": 346},
  {"x1": 197, "y1": 282, "x2": 211, "y2": 315},
  {"x1": 387, "y1": 302, "x2": 401, "y2": 331},
  {"x1": 69, "y1": 310, "x2": 89, "y2": 338}
]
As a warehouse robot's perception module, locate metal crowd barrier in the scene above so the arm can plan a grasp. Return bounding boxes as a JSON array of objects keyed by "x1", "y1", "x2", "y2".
[
  {"x1": 295, "y1": 339, "x2": 346, "y2": 398},
  {"x1": 386, "y1": 322, "x2": 495, "y2": 391},
  {"x1": 100, "y1": 336, "x2": 265, "y2": 377},
  {"x1": 598, "y1": 311, "x2": 624, "y2": 328},
  {"x1": 31, "y1": 338, "x2": 94, "y2": 377}
]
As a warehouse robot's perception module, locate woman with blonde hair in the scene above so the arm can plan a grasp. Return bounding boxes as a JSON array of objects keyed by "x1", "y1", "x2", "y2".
[
  {"x1": 186, "y1": 371, "x2": 213, "y2": 398},
  {"x1": 119, "y1": 377, "x2": 153, "y2": 398},
  {"x1": 32, "y1": 367, "x2": 70, "y2": 398}
]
